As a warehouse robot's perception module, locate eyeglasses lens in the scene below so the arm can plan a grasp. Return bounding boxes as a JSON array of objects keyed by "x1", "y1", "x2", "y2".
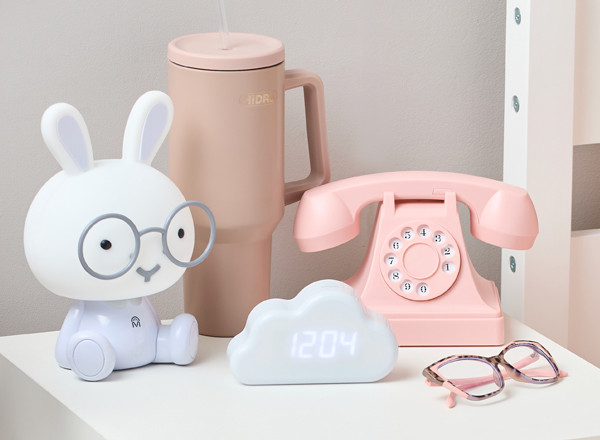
[
  {"x1": 438, "y1": 358, "x2": 501, "y2": 398},
  {"x1": 81, "y1": 216, "x2": 137, "y2": 278},
  {"x1": 503, "y1": 344, "x2": 557, "y2": 381},
  {"x1": 164, "y1": 204, "x2": 195, "y2": 264}
]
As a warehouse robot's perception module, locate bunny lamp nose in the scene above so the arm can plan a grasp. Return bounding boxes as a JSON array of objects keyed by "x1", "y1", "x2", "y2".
[{"x1": 136, "y1": 264, "x2": 161, "y2": 282}]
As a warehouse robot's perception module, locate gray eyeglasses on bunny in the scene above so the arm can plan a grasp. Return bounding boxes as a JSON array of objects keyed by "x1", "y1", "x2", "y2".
[{"x1": 78, "y1": 200, "x2": 216, "y2": 281}]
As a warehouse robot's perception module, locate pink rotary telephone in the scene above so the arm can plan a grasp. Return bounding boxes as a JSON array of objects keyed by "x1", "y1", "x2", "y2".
[{"x1": 293, "y1": 171, "x2": 538, "y2": 346}]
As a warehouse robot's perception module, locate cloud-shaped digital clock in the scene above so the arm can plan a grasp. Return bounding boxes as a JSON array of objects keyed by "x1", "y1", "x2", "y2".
[{"x1": 227, "y1": 280, "x2": 398, "y2": 385}]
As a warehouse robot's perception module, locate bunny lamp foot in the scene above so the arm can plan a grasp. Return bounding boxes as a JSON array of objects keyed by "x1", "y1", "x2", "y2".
[
  {"x1": 67, "y1": 331, "x2": 116, "y2": 381},
  {"x1": 156, "y1": 313, "x2": 199, "y2": 365}
]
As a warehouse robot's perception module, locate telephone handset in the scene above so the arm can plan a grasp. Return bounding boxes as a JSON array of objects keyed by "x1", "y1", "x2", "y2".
[{"x1": 293, "y1": 171, "x2": 538, "y2": 346}]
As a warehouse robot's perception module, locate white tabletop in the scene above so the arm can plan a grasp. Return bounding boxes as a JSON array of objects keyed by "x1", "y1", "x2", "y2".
[{"x1": 1, "y1": 315, "x2": 599, "y2": 440}]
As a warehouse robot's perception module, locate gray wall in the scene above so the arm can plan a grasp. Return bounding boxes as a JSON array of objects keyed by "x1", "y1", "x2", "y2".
[{"x1": 1, "y1": 0, "x2": 509, "y2": 336}]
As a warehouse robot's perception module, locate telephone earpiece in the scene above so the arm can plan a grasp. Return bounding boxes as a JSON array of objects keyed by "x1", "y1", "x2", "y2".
[{"x1": 473, "y1": 186, "x2": 538, "y2": 250}]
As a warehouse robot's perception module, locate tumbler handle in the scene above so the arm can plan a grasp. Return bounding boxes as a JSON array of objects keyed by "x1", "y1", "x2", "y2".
[{"x1": 283, "y1": 69, "x2": 331, "y2": 205}]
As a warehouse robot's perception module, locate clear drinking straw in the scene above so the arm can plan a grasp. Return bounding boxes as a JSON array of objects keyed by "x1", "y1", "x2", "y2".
[{"x1": 216, "y1": 0, "x2": 230, "y2": 50}]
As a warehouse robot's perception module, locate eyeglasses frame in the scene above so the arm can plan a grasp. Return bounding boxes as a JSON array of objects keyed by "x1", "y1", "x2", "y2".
[
  {"x1": 423, "y1": 340, "x2": 565, "y2": 405},
  {"x1": 78, "y1": 200, "x2": 216, "y2": 280}
]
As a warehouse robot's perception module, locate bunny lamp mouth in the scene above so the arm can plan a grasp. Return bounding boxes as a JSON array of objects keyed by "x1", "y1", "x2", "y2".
[{"x1": 136, "y1": 264, "x2": 161, "y2": 282}]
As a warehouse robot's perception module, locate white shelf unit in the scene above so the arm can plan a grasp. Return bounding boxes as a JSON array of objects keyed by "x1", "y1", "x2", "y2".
[{"x1": 502, "y1": 0, "x2": 600, "y2": 366}]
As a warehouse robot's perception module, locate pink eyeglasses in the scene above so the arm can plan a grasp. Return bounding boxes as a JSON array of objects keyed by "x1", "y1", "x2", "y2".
[{"x1": 423, "y1": 340, "x2": 568, "y2": 408}]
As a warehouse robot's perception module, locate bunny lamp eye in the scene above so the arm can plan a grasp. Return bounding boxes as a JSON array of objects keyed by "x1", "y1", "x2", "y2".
[
  {"x1": 164, "y1": 206, "x2": 195, "y2": 264},
  {"x1": 163, "y1": 201, "x2": 216, "y2": 268},
  {"x1": 79, "y1": 214, "x2": 140, "y2": 280}
]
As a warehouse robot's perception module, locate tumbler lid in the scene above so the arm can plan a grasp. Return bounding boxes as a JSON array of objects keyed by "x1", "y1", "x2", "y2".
[{"x1": 168, "y1": 33, "x2": 285, "y2": 71}]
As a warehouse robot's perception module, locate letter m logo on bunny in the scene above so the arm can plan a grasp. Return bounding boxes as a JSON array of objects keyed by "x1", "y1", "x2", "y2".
[{"x1": 24, "y1": 91, "x2": 216, "y2": 381}]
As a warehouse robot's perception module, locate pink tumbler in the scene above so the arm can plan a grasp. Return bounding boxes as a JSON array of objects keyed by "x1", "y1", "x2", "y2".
[{"x1": 168, "y1": 33, "x2": 330, "y2": 336}]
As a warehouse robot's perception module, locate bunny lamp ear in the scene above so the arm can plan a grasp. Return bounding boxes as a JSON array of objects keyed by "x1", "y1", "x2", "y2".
[
  {"x1": 122, "y1": 91, "x2": 174, "y2": 165},
  {"x1": 41, "y1": 103, "x2": 94, "y2": 175}
]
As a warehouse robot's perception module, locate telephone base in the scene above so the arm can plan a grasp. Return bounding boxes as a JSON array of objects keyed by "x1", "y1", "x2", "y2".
[{"x1": 387, "y1": 314, "x2": 504, "y2": 346}]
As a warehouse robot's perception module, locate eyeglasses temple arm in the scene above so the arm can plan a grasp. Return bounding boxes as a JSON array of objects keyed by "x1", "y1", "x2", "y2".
[
  {"x1": 447, "y1": 355, "x2": 565, "y2": 391},
  {"x1": 443, "y1": 382, "x2": 466, "y2": 408},
  {"x1": 518, "y1": 368, "x2": 568, "y2": 378},
  {"x1": 446, "y1": 392, "x2": 457, "y2": 409}
]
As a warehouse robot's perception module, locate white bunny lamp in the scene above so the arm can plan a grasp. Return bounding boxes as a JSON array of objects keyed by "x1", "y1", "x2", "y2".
[{"x1": 24, "y1": 91, "x2": 215, "y2": 381}]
